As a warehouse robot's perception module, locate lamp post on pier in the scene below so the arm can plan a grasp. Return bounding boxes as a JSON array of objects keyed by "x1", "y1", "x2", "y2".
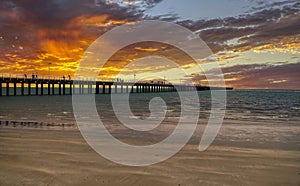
[{"x1": 134, "y1": 72, "x2": 136, "y2": 82}]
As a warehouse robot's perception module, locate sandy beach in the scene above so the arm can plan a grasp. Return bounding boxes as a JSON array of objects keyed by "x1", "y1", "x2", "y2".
[
  {"x1": 1, "y1": 0, "x2": 300, "y2": 184},
  {"x1": 1, "y1": 120, "x2": 299, "y2": 186}
]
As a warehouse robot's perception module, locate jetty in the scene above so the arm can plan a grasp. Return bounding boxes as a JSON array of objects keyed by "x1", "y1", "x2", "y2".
[{"x1": 0, "y1": 75, "x2": 232, "y2": 96}]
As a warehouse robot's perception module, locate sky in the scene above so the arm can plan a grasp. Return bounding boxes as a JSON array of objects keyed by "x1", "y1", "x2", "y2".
[{"x1": 0, "y1": 0, "x2": 299, "y2": 89}]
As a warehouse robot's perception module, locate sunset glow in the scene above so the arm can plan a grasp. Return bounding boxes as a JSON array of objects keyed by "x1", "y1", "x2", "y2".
[{"x1": 0, "y1": 0, "x2": 299, "y2": 89}]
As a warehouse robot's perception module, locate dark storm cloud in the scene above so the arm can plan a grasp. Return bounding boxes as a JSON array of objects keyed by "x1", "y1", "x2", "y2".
[{"x1": 2, "y1": 0, "x2": 143, "y2": 28}]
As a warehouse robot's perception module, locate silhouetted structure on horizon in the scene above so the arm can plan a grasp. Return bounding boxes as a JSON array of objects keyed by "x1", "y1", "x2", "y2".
[{"x1": 0, "y1": 77, "x2": 233, "y2": 96}]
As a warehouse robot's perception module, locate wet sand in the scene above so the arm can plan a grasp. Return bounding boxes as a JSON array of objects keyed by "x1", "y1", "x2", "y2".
[{"x1": 0, "y1": 125, "x2": 299, "y2": 186}]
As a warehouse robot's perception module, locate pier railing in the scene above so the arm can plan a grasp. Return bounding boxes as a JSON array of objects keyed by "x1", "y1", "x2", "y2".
[{"x1": 1, "y1": 73, "x2": 71, "y2": 81}]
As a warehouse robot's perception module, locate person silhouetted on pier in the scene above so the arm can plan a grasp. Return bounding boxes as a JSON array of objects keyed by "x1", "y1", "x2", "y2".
[
  {"x1": 62, "y1": 75, "x2": 65, "y2": 80},
  {"x1": 35, "y1": 73, "x2": 38, "y2": 79},
  {"x1": 24, "y1": 74, "x2": 27, "y2": 79},
  {"x1": 32, "y1": 73, "x2": 35, "y2": 79},
  {"x1": 68, "y1": 75, "x2": 71, "y2": 80}
]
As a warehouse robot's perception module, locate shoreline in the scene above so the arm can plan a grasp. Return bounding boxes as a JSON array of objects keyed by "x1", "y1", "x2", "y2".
[{"x1": 1, "y1": 118, "x2": 299, "y2": 150}]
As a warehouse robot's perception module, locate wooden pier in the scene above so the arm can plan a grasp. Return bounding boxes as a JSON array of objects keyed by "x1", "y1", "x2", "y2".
[{"x1": 0, "y1": 77, "x2": 206, "y2": 96}]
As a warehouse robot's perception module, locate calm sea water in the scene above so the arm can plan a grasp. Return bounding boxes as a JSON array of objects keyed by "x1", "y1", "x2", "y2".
[{"x1": 0, "y1": 90, "x2": 299, "y2": 125}]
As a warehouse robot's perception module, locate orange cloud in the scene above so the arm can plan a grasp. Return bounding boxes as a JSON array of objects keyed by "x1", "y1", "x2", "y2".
[
  {"x1": 134, "y1": 47, "x2": 159, "y2": 52},
  {"x1": 252, "y1": 36, "x2": 300, "y2": 54},
  {"x1": 99, "y1": 42, "x2": 198, "y2": 78},
  {"x1": 70, "y1": 15, "x2": 135, "y2": 28}
]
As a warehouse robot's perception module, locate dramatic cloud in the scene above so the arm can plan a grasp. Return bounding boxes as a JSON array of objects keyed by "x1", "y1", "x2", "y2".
[
  {"x1": 101, "y1": 42, "x2": 196, "y2": 78},
  {"x1": 0, "y1": 0, "x2": 299, "y2": 89},
  {"x1": 0, "y1": 0, "x2": 144, "y2": 76},
  {"x1": 177, "y1": 1, "x2": 300, "y2": 54},
  {"x1": 223, "y1": 63, "x2": 300, "y2": 89},
  {"x1": 191, "y1": 63, "x2": 300, "y2": 89}
]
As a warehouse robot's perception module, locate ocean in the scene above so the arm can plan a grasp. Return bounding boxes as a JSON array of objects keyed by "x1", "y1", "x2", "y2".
[{"x1": 0, "y1": 90, "x2": 299, "y2": 125}]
